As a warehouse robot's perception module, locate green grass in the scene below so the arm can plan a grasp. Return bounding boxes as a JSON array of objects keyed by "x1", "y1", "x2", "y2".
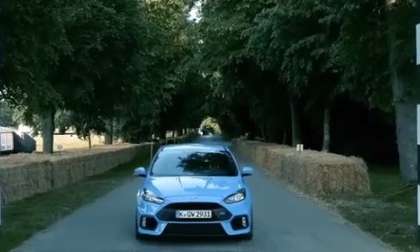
[
  {"x1": 327, "y1": 165, "x2": 418, "y2": 252},
  {"x1": 0, "y1": 151, "x2": 149, "y2": 252}
]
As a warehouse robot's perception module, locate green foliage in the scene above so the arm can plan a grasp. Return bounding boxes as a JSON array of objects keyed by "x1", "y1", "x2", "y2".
[
  {"x1": 335, "y1": 0, "x2": 392, "y2": 109},
  {"x1": 0, "y1": 100, "x2": 17, "y2": 127},
  {"x1": 246, "y1": 0, "x2": 391, "y2": 106},
  {"x1": 0, "y1": 0, "x2": 70, "y2": 112},
  {"x1": 196, "y1": 0, "x2": 415, "y2": 142},
  {"x1": 120, "y1": 0, "x2": 199, "y2": 141},
  {"x1": 0, "y1": 0, "x2": 202, "y2": 143},
  {"x1": 0, "y1": 0, "x2": 417, "y2": 150},
  {"x1": 198, "y1": 0, "x2": 282, "y2": 139}
]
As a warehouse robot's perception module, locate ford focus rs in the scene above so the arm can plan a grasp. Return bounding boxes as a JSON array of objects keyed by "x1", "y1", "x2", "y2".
[{"x1": 134, "y1": 144, "x2": 253, "y2": 239}]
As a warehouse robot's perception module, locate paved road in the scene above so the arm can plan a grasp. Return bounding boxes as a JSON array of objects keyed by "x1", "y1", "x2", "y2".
[{"x1": 15, "y1": 137, "x2": 391, "y2": 252}]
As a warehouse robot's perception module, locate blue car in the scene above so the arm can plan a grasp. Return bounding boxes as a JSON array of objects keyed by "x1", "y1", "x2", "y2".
[{"x1": 134, "y1": 144, "x2": 253, "y2": 239}]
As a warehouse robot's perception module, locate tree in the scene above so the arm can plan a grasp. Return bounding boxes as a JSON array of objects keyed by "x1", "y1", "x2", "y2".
[
  {"x1": 0, "y1": 100, "x2": 17, "y2": 127},
  {"x1": 0, "y1": 0, "x2": 73, "y2": 153},
  {"x1": 335, "y1": 0, "x2": 417, "y2": 182},
  {"x1": 198, "y1": 0, "x2": 280, "y2": 140},
  {"x1": 0, "y1": 0, "x2": 163, "y2": 150},
  {"x1": 127, "y1": 0, "x2": 209, "y2": 141},
  {"x1": 247, "y1": 1, "x2": 340, "y2": 147},
  {"x1": 386, "y1": 1, "x2": 420, "y2": 182},
  {"x1": 56, "y1": 0, "x2": 151, "y2": 145}
]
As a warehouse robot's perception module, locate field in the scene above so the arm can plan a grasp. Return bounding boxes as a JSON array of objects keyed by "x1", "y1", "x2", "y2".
[{"x1": 34, "y1": 134, "x2": 105, "y2": 152}]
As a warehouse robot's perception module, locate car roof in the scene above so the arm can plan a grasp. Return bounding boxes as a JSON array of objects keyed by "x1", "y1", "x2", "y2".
[{"x1": 160, "y1": 144, "x2": 228, "y2": 153}]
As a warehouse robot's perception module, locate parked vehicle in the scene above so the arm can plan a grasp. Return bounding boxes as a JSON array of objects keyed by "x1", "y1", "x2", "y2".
[
  {"x1": 0, "y1": 129, "x2": 36, "y2": 154},
  {"x1": 0, "y1": 131, "x2": 17, "y2": 153}
]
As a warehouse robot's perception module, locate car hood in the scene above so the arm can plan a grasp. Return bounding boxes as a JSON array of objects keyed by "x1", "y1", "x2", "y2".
[{"x1": 144, "y1": 176, "x2": 243, "y2": 199}]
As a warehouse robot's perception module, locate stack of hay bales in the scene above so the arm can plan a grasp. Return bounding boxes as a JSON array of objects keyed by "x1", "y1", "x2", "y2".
[
  {"x1": 0, "y1": 144, "x2": 149, "y2": 202},
  {"x1": 232, "y1": 139, "x2": 370, "y2": 196}
]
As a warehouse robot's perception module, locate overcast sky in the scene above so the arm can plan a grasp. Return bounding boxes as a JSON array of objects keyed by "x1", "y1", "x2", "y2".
[{"x1": 187, "y1": 1, "x2": 202, "y2": 23}]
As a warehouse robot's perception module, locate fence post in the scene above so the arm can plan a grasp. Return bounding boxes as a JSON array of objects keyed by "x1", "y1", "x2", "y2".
[
  {"x1": 0, "y1": 184, "x2": 3, "y2": 226},
  {"x1": 417, "y1": 105, "x2": 420, "y2": 238},
  {"x1": 416, "y1": 20, "x2": 420, "y2": 239},
  {"x1": 0, "y1": 188, "x2": 2, "y2": 226},
  {"x1": 417, "y1": 24, "x2": 420, "y2": 65}
]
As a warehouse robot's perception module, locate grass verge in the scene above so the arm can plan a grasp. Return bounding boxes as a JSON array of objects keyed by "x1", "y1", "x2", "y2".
[
  {"x1": 325, "y1": 165, "x2": 417, "y2": 252},
  {"x1": 0, "y1": 150, "x2": 148, "y2": 252}
]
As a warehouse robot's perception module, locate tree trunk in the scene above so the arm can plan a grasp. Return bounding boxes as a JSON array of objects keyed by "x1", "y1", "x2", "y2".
[
  {"x1": 322, "y1": 105, "x2": 331, "y2": 152},
  {"x1": 104, "y1": 119, "x2": 113, "y2": 145},
  {"x1": 282, "y1": 131, "x2": 287, "y2": 144},
  {"x1": 387, "y1": 9, "x2": 420, "y2": 183},
  {"x1": 88, "y1": 132, "x2": 92, "y2": 149},
  {"x1": 289, "y1": 96, "x2": 301, "y2": 146},
  {"x1": 41, "y1": 109, "x2": 54, "y2": 154},
  {"x1": 159, "y1": 130, "x2": 166, "y2": 140},
  {"x1": 392, "y1": 81, "x2": 420, "y2": 183},
  {"x1": 259, "y1": 124, "x2": 266, "y2": 141},
  {"x1": 104, "y1": 133, "x2": 112, "y2": 145}
]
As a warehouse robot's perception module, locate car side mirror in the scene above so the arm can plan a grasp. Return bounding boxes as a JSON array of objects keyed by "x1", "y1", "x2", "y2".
[
  {"x1": 133, "y1": 167, "x2": 147, "y2": 177},
  {"x1": 241, "y1": 166, "x2": 254, "y2": 177}
]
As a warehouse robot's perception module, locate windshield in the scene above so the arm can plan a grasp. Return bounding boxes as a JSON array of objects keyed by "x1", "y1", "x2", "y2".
[{"x1": 151, "y1": 150, "x2": 238, "y2": 177}]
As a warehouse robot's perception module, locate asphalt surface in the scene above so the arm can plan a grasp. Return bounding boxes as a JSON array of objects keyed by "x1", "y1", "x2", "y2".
[{"x1": 14, "y1": 136, "x2": 391, "y2": 252}]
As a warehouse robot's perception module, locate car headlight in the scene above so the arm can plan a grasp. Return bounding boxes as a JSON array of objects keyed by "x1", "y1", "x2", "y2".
[
  {"x1": 140, "y1": 189, "x2": 164, "y2": 204},
  {"x1": 224, "y1": 189, "x2": 246, "y2": 204}
]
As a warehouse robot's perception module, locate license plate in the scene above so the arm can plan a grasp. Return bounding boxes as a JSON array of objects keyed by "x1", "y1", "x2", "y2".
[{"x1": 175, "y1": 210, "x2": 212, "y2": 219}]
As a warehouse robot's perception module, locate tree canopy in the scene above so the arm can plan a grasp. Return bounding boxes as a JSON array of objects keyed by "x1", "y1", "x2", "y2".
[{"x1": 0, "y1": 0, "x2": 418, "y2": 181}]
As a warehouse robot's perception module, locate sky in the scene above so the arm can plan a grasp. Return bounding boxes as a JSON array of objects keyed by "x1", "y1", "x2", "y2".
[{"x1": 187, "y1": 1, "x2": 202, "y2": 23}]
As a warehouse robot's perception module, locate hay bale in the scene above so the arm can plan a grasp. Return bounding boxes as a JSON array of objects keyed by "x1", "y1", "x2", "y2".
[
  {"x1": 0, "y1": 144, "x2": 149, "y2": 202},
  {"x1": 232, "y1": 140, "x2": 370, "y2": 196}
]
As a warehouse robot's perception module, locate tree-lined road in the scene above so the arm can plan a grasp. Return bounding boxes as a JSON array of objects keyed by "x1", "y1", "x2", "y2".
[{"x1": 14, "y1": 137, "x2": 391, "y2": 252}]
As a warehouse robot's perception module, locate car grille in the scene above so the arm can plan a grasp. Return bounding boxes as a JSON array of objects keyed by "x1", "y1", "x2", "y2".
[
  {"x1": 157, "y1": 202, "x2": 232, "y2": 222},
  {"x1": 163, "y1": 223, "x2": 227, "y2": 236}
]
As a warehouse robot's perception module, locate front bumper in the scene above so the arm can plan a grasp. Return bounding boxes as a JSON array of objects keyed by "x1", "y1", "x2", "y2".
[{"x1": 136, "y1": 196, "x2": 252, "y2": 237}]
